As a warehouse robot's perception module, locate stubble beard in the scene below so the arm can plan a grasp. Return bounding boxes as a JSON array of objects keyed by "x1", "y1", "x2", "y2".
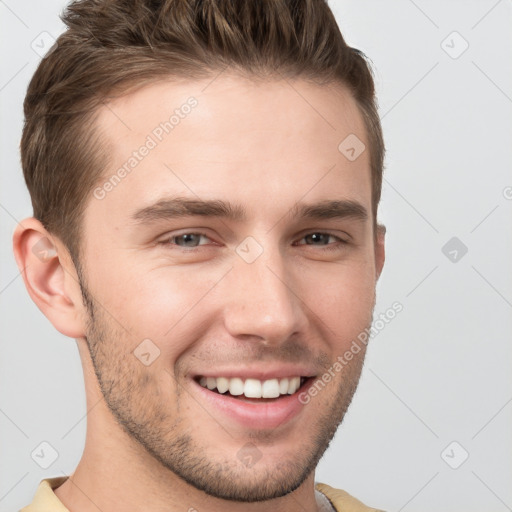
[{"x1": 79, "y1": 277, "x2": 367, "y2": 502}]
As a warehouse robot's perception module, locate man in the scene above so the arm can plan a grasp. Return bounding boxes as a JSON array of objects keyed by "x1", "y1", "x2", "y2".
[{"x1": 13, "y1": 0, "x2": 386, "y2": 510}]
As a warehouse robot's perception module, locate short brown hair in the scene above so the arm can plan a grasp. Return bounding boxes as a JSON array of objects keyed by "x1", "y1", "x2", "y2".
[{"x1": 21, "y1": 0, "x2": 385, "y2": 263}]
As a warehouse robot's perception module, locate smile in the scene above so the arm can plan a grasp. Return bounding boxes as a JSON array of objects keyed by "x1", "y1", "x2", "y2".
[
  {"x1": 197, "y1": 376, "x2": 307, "y2": 399},
  {"x1": 191, "y1": 369, "x2": 317, "y2": 428}
]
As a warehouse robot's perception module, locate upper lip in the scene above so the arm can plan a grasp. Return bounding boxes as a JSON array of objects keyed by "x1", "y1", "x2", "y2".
[{"x1": 191, "y1": 365, "x2": 317, "y2": 381}]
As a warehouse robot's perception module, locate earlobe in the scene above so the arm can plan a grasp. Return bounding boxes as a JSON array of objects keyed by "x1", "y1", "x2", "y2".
[
  {"x1": 375, "y1": 223, "x2": 386, "y2": 280},
  {"x1": 12, "y1": 218, "x2": 87, "y2": 339}
]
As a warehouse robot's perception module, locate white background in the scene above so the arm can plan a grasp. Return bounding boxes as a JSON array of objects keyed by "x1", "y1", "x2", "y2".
[{"x1": 1, "y1": 1, "x2": 511, "y2": 511}]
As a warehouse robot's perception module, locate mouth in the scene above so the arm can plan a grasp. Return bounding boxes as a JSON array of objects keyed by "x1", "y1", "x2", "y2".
[
  {"x1": 191, "y1": 372, "x2": 317, "y2": 429},
  {"x1": 194, "y1": 375, "x2": 312, "y2": 403}
]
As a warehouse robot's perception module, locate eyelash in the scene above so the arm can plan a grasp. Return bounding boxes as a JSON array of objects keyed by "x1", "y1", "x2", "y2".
[
  {"x1": 295, "y1": 232, "x2": 348, "y2": 251},
  {"x1": 158, "y1": 231, "x2": 349, "y2": 252}
]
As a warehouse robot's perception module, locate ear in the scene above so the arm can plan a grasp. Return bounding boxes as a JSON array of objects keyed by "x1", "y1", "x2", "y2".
[
  {"x1": 374, "y1": 223, "x2": 386, "y2": 280},
  {"x1": 12, "y1": 218, "x2": 87, "y2": 339}
]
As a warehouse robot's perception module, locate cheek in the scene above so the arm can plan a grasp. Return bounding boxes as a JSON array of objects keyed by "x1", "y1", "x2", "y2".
[
  {"x1": 91, "y1": 260, "x2": 228, "y2": 352},
  {"x1": 296, "y1": 261, "x2": 376, "y2": 341}
]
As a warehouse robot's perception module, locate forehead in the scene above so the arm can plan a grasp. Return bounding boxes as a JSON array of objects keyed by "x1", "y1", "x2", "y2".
[{"x1": 90, "y1": 74, "x2": 371, "y2": 226}]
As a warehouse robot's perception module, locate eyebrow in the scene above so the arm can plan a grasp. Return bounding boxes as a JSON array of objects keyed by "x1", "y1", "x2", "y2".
[{"x1": 131, "y1": 197, "x2": 368, "y2": 224}]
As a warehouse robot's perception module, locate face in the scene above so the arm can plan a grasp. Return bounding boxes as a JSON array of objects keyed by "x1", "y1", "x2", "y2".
[{"x1": 78, "y1": 74, "x2": 384, "y2": 501}]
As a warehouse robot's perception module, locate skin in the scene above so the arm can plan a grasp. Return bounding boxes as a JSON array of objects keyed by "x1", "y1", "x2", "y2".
[{"x1": 13, "y1": 73, "x2": 385, "y2": 512}]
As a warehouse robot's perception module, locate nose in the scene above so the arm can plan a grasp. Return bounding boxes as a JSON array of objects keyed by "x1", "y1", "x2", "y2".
[{"x1": 221, "y1": 245, "x2": 308, "y2": 346}]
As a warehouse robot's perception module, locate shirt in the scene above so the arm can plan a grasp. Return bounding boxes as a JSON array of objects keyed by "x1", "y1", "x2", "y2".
[{"x1": 20, "y1": 477, "x2": 384, "y2": 512}]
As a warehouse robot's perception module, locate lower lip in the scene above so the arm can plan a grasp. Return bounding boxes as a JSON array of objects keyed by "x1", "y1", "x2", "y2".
[{"x1": 192, "y1": 378, "x2": 314, "y2": 430}]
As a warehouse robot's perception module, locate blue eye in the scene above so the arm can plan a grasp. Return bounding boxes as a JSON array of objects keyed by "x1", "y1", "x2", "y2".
[
  {"x1": 169, "y1": 233, "x2": 211, "y2": 248},
  {"x1": 158, "y1": 231, "x2": 348, "y2": 253}
]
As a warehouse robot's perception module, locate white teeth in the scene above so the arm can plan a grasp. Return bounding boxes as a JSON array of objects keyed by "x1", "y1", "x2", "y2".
[
  {"x1": 216, "y1": 377, "x2": 229, "y2": 394},
  {"x1": 244, "y1": 379, "x2": 262, "y2": 398},
  {"x1": 287, "y1": 376, "x2": 301, "y2": 394},
  {"x1": 262, "y1": 379, "x2": 280, "y2": 398},
  {"x1": 229, "y1": 377, "x2": 244, "y2": 396},
  {"x1": 198, "y1": 376, "x2": 305, "y2": 398}
]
